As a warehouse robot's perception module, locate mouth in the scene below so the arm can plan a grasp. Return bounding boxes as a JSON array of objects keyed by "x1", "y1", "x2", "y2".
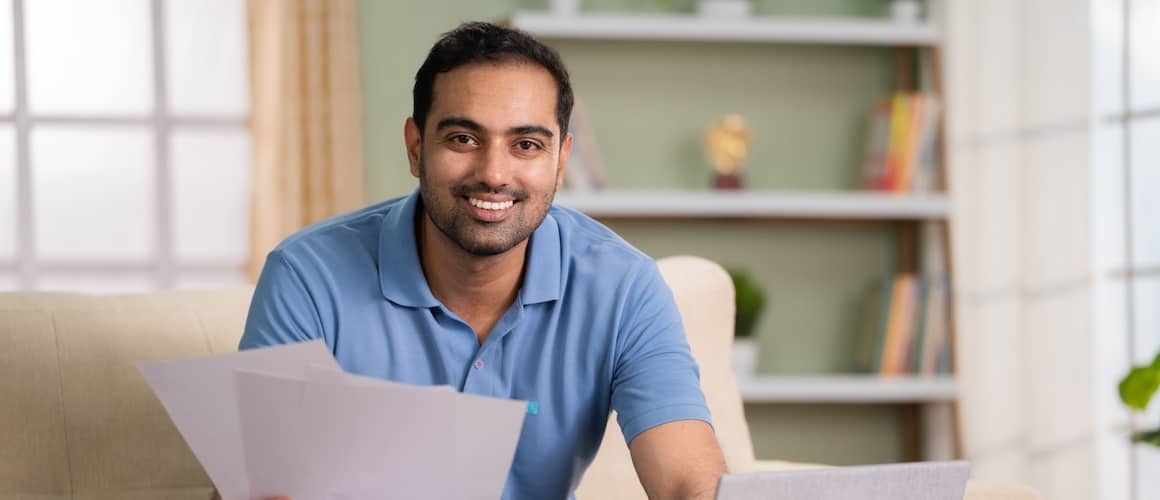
[{"x1": 462, "y1": 195, "x2": 517, "y2": 223}]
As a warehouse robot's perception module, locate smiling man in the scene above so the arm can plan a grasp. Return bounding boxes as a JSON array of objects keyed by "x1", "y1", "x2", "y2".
[{"x1": 238, "y1": 21, "x2": 725, "y2": 500}]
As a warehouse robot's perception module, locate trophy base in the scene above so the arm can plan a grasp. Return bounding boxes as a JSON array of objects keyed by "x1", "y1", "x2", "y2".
[{"x1": 713, "y1": 173, "x2": 744, "y2": 190}]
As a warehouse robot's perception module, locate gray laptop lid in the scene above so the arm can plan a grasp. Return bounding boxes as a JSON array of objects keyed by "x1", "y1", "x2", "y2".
[{"x1": 715, "y1": 461, "x2": 970, "y2": 500}]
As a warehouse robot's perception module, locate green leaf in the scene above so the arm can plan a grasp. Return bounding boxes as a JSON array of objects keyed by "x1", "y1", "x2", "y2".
[
  {"x1": 727, "y1": 268, "x2": 767, "y2": 339},
  {"x1": 1119, "y1": 366, "x2": 1160, "y2": 411},
  {"x1": 1152, "y1": 351, "x2": 1160, "y2": 370},
  {"x1": 1132, "y1": 428, "x2": 1160, "y2": 447}
]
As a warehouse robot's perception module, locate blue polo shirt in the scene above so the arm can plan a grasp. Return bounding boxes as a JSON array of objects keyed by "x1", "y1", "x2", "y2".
[{"x1": 239, "y1": 190, "x2": 711, "y2": 499}]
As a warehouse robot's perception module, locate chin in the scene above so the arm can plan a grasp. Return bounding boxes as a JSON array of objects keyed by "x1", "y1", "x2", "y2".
[{"x1": 456, "y1": 240, "x2": 517, "y2": 257}]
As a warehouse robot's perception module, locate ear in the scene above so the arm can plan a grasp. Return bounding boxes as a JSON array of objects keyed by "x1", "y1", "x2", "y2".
[
  {"x1": 555, "y1": 133, "x2": 573, "y2": 191},
  {"x1": 404, "y1": 117, "x2": 422, "y2": 178}
]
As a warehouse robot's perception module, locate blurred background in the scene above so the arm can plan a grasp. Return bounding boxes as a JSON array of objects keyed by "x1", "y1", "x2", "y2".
[{"x1": 0, "y1": 1, "x2": 1156, "y2": 499}]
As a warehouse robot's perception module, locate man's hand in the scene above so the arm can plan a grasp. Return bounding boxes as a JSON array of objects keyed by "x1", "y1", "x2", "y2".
[{"x1": 628, "y1": 419, "x2": 726, "y2": 500}]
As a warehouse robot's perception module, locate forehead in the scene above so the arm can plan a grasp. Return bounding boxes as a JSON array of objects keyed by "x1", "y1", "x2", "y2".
[{"x1": 428, "y1": 62, "x2": 559, "y2": 131}]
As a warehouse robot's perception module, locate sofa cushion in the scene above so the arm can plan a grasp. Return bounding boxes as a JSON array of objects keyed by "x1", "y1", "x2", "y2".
[{"x1": 0, "y1": 289, "x2": 252, "y2": 497}]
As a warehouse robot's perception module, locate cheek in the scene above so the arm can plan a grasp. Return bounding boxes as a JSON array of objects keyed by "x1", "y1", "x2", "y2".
[
  {"x1": 522, "y1": 157, "x2": 560, "y2": 186},
  {"x1": 421, "y1": 150, "x2": 470, "y2": 182}
]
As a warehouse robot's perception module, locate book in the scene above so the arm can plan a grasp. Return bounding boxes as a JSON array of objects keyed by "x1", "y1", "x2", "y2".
[
  {"x1": 859, "y1": 93, "x2": 943, "y2": 193},
  {"x1": 860, "y1": 99, "x2": 893, "y2": 190},
  {"x1": 880, "y1": 274, "x2": 914, "y2": 375},
  {"x1": 919, "y1": 277, "x2": 951, "y2": 375},
  {"x1": 856, "y1": 273, "x2": 952, "y2": 375},
  {"x1": 854, "y1": 281, "x2": 886, "y2": 373}
]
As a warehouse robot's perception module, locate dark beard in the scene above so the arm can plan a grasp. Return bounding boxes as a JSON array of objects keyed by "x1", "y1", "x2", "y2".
[{"x1": 417, "y1": 157, "x2": 555, "y2": 257}]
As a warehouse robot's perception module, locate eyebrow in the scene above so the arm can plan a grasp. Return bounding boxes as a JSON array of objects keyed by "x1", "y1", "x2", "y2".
[{"x1": 435, "y1": 116, "x2": 555, "y2": 140}]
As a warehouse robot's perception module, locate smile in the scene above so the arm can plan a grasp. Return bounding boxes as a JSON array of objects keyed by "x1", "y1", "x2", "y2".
[{"x1": 468, "y1": 197, "x2": 515, "y2": 210}]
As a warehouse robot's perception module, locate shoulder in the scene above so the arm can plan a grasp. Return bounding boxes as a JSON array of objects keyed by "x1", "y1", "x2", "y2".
[
  {"x1": 271, "y1": 195, "x2": 406, "y2": 264},
  {"x1": 549, "y1": 204, "x2": 659, "y2": 291}
]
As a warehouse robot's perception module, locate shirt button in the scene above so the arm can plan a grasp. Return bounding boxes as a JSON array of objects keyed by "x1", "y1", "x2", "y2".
[{"x1": 473, "y1": 359, "x2": 485, "y2": 369}]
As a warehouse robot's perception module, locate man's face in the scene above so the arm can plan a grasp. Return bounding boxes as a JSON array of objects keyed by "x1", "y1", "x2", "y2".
[{"x1": 405, "y1": 62, "x2": 570, "y2": 257}]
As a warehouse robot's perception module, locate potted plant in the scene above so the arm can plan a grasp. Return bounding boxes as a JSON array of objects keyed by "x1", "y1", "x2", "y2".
[
  {"x1": 1119, "y1": 351, "x2": 1160, "y2": 446},
  {"x1": 728, "y1": 268, "x2": 767, "y2": 379}
]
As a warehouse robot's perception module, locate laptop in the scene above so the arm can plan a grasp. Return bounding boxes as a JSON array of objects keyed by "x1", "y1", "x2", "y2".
[{"x1": 715, "y1": 461, "x2": 970, "y2": 500}]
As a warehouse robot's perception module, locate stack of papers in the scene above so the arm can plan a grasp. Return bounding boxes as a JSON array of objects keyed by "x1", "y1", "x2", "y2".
[{"x1": 138, "y1": 340, "x2": 527, "y2": 500}]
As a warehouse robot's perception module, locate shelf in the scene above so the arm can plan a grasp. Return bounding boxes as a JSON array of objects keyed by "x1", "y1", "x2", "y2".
[
  {"x1": 508, "y1": 11, "x2": 940, "y2": 46},
  {"x1": 738, "y1": 374, "x2": 958, "y2": 404},
  {"x1": 553, "y1": 190, "x2": 950, "y2": 220}
]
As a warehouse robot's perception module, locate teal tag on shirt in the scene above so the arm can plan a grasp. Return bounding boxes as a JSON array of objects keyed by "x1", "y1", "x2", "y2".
[{"x1": 527, "y1": 401, "x2": 540, "y2": 415}]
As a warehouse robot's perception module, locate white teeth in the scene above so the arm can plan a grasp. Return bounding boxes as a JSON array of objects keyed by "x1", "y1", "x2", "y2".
[{"x1": 468, "y1": 198, "x2": 514, "y2": 210}]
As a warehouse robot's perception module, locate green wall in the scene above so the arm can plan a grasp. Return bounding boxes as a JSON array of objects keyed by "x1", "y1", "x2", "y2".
[{"x1": 358, "y1": 0, "x2": 907, "y2": 466}]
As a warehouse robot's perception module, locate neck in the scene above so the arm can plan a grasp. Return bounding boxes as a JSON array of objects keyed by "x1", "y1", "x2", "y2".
[{"x1": 416, "y1": 210, "x2": 526, "y2": 317}]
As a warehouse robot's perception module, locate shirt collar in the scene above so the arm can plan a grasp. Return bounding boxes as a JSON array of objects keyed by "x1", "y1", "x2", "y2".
[{"x1": 378, "y1": 190, "x2": 562, "y2": 308}]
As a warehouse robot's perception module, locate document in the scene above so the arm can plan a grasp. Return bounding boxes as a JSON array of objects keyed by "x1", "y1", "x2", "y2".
[
  {"x1": 139, "y1": 340, "x2": 528, "y2": 500},
  {"x1": 138, "y1": 340, "x2": 341, "y2": 500}
]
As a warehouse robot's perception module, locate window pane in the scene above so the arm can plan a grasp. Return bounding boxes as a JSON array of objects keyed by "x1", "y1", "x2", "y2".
[
  {"x1": 0, "y1": 0, "x2": 14, "y2": 114},
  {"x1": 1091, "y1": 0, "x2": 1123, "y2": 117},
  {"x1": 1130, "y1": 118, "x2": 1160, "y2": 268},
  {"x1": 171, "y1": 129, "x2": 250, "y2": 263},
  {"x1": 0, "y1": 273, "x2": 16, "y2": 291},
  {"x1": 174, "y1": 271, "x2": 248, "y2": 290},
  {"x1": 26, "y1": 0, "x2": 151, "y2": 115},
  {"x1": 1131, "y1": 0, "x2": 1160, "y2": 111},
  {"x1": 32, "y1": 127, "x2": 155, "y2": 261},
  {"x1": 0, "y1": 124, "x2": 14, "y2": 260},
  {"x1": 165, "y1": 0, "x2": 248, "y2": 116},
  {"x1": 34, "y1": 273, "x2": 155, "y2": 294},
  {"x1": 1091, "y1": 123, "x2": 1125, "y2": 272},
  {"x1": 1140, "y1": 444, "x2": 1160, "y2": 500}
]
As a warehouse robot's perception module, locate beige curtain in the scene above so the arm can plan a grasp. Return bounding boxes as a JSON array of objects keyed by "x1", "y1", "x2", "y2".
[{"x1": 246, "y1": 0, "x2": 365, "y2": 280}]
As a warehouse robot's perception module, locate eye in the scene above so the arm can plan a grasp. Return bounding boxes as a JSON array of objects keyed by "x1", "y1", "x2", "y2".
[
  {"x1": 452, "y1": 134, "x2": 475, "y2": 145},
  {"x1": 516, "y1": 140, "x2": 541, "y2": 151}
]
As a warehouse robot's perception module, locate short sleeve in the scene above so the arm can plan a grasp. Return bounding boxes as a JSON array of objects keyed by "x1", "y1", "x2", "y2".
[
  {"x1": 238, "y1": 250, "x2": 324, "y2": 350},
  {"x1": 610, "y1": 259, "x2": 712, "y2": 444}
]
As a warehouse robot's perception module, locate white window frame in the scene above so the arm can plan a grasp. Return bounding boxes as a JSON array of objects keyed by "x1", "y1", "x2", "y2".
[{"x1": 1, "y1": 0, "x2": 249, "y2": 291}]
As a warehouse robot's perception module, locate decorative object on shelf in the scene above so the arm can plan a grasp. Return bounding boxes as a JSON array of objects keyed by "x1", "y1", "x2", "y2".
[
  {"x1": 889, "y1": 0, "x2": 921, "y2": 23},
  {"x1": 1119, "y1": 351, "x2": 1160, "y2": 446},
  {"x1": 728, "y1": 267, "x2": 767, "y2": 379},
  {"x1": 705, "y1": 113, "x2": 750, "y2": 190},
  {"x1": 561, "y1": 96, "x2": 607, "y2": 191},
  {"x1": 697, "y1": 0, "x2": 751, "y2": 18}
]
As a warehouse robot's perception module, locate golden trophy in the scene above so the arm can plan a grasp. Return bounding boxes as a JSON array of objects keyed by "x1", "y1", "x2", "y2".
[{"x1": 704, "y1": 113, "x2": 750, "y2": 190}]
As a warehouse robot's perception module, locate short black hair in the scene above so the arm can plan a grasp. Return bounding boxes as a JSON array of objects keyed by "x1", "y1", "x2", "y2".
[{"x1": 412, "y1": 22, "x2": 574, "y2": 141}]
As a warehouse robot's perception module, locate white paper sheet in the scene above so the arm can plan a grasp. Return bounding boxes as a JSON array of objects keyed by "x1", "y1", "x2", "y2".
[
  {"x1": 449, "y1": 391, "x2": 528, "y2": 500},
  {"x1": 137, "y1": 340, "x2": 340, "y2": 500},
  {"x1": 142, "y1": 341, "x2": 528, "y2": 500},
  {"x1": 234, "y1": 370, "x2": 311, "y2": 500}
]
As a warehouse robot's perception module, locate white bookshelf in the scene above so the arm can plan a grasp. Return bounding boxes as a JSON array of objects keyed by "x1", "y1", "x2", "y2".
[
  {"x1": 508, "y1": 11, "x2": 939, "y2": 46},
  {"x1": 553, "y1": 190, "x2": 950, "y2": 220},
  {"x1": 738, "y1": 374, "x2": 958, "y2": 404}
]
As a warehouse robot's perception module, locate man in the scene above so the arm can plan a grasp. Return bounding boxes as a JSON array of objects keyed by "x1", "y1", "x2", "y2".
[{"x1": 239, "y1": 21, "x2": 726, "y2": 500}]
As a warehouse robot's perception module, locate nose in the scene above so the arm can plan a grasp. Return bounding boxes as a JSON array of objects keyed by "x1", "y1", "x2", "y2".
[{"x1": 473, "y1": 141, "x2": 514, "y2": 190}]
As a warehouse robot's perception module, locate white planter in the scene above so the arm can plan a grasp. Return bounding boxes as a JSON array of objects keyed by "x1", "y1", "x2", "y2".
[
  {"x1": 698, "y1": 0, "x2": 752, "y2": 18},
  {"x1": 731, "y1": 338, "x2": 759, "y2": 379},
  {"x1": 549, "y1": 0, "x2": 581, "y2": 16},
  {"x1": 890, "y1": 0, "x2": 921, "y2": 23}
]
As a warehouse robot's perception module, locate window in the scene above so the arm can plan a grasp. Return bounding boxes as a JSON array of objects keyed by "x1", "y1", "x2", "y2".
[{"x1": 0, "y1": 0, "x2": 251, "y2": 293}]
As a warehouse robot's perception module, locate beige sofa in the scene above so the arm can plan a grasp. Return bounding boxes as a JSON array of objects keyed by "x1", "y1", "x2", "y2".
[{"x1": 0, "y1": 256, "x2": 1038, "y2": 499}]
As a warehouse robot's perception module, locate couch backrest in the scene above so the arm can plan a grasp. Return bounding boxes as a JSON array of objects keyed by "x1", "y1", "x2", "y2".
[
  {"x1": 0, "y1": 255, "x2": 754, "y2": 499},
  {"x1": 574, "y1": 255, "x2": 756, "y2": 499},
  {"x1": 0, "y1": 289, "x2": 253, "y2": 500}
]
